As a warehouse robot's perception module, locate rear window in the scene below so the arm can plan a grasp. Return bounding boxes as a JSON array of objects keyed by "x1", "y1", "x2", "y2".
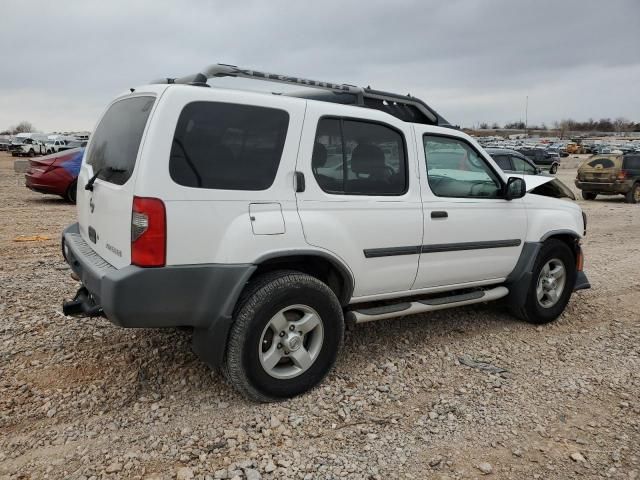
[
  {"x1": 86, "y1": 96, "x2": 155, "y2": 185},
  {"x1": 623, "y1": 155, "x2": 640, "y2": 170},
  {"x1": 170, "y1": 102, "x2": 289, "y2": 190},
  {"x1": 587, "y1": 158, "x2": 616, "y2": 169}
]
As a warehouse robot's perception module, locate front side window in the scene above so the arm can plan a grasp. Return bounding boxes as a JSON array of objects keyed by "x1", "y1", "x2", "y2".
[
  {"x1": 312, "y1": 118, "x2": 407, "y2": 195},
  {"x1": 424, "y1": 135, "x2": 502, "y2": 198},
  {"x1": 511, "y1": 156, "x2": 537, "y2": 174},
  {"x1": 170, "y1": 102, "x2": 289, "y2": 190}
]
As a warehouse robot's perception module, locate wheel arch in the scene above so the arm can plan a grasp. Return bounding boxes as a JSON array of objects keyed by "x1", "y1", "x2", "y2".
[
  {"x1": 540, "y1": 230, "x2": 581, "y2": 259},
  {"x1": 250, "y1": 250, "x2": 354, "y2": 306}
]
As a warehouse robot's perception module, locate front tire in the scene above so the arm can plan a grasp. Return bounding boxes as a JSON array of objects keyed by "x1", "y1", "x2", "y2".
[
  {"x1": 581, "y1": 191, "x2": 597, "y2": 200},
  {"x1": 625, "y1": 183, "x2": 640, "y2": 204},
  {"x1": 223, "y1": 271, "x2": 344, "y2": 402},
  {"x1": 549, "y1": 163, "x2": 558, "y2": 174},
  {"x1": 510, "y1": 239, "x2": 576, "y2": 324}
]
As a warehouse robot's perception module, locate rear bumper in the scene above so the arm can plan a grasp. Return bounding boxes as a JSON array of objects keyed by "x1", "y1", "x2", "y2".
[
  {"x1": 575, "y1": 180, "x2": 631, "y2": 193},
  {"x1": 61, "y1": 223, "x2": 256, "y2": 330}
]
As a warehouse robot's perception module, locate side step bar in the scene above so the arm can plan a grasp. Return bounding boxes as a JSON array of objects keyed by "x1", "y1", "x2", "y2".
[{"x1": 350, "y1": 286, "x2": 509, "y2": 324}]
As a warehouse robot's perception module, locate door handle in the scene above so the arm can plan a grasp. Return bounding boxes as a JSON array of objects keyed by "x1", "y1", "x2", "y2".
[{"x1": 431, "y1": 211, "x2": 448, "y2": 219}]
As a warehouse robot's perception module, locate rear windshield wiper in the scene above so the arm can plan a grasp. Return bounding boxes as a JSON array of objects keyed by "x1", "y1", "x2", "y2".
[{"x1": 84, "y1": 167, "x2": 126, "y2": 191}]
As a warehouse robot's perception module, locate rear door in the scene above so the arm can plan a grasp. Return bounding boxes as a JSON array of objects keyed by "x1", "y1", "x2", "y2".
[
  {"x1": 76, "y1": 94, "x2": 156, "y2": 268},
  {"x1": 295, "y1": 103, "x2": 422, "y2": 298}
]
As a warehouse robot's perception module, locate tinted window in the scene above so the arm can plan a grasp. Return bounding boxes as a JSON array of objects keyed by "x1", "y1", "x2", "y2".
[
  {"x1": 170, "y1": 102, "x2": 289, "y2": 190},
  {"x1": 623, "y1": 156, "x2": 640, "y2": 170},
  {"x1": 492, "y1": 155, "x2": 512, "y2": 171},
  {"x1": 424, "y1": 136, "x2": 502, "y2": 198},
  {"x1": 87, "y1": 96, "x2": 155, "y2": 185},
  {"x1": 312, "y1": 118, "x2": 407, "y2": 195},
  {"x1": 511, "y1": 156, "x2": 537, "y2": 174},
  {"x1": 587, "y1": 158, "x2": 615, "y2": 168}
]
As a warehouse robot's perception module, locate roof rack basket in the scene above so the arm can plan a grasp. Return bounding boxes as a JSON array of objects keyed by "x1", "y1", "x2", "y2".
[{"x1": 151, "y1": 63, "x2": 451, "y2": 126}]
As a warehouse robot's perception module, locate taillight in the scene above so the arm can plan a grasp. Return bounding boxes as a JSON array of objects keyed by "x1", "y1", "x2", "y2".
[
  {"x1": 131, "y1": 197, "x2": 166, "y2": 267},
  {"x1": 617, "y1": 170, "x2": 628, "y2": 181}
]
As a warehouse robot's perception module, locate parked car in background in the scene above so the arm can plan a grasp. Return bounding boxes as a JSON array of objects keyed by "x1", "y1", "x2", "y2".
[
  {"x1": 517, "y1": 147, "x2": 561, "y2": 171},
  {"x1": 24, "y1": 148, "x2": 84, "y2": 202},
  {"x1": 58, "y1": 140, "x2": 87, "y2": 152},
  {"x1": 45, "y1": 139, "x2": 69, "y2": 154},
  {"x1": 488, "y1": 148, "x2": 559, "y2": 174},
  {"x1": 11, "y1": 137, "x2": 47, "y2": 157},
  {"x1": 575, "y1": 154, "x2": 640, "y2": 203},
  {"x1": 0, "y1": 138, "x2": 11, "y2": 151},
  {"x1": 487, "y1": 148, "x2": 574, "y2": 200}
]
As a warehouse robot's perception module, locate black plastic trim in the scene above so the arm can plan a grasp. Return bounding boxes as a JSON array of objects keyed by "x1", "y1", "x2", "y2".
[
  {"x1": 418, "y1": 290, "x2": 484, "y2": 306},
  {"x1": 354, "y1": 303, "x2": 412, "y2": 316},
  {"x1": 363, "y1": 246, "x2": 421, "y2": 258},
  {"x1": 574, "y1": 271, "x2": 591, "y2": 291},
  {"x1": 421, "y1": 239, "x2": 521, "y2": 253},
  {"x1": 364, "y1": 239, "x2": 521, "y2": 258}
]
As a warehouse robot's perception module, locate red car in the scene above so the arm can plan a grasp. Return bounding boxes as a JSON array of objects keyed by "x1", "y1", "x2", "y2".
[{"x1": 25, "y1": 148, "x2": 84, "y2": 203}]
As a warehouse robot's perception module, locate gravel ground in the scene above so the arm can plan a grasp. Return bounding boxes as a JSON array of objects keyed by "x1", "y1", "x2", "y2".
[{"x1": 1, "y1": 152, "x2": 639, "y2": 480}]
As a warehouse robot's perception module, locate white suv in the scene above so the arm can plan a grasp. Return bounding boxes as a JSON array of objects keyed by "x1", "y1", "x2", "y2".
[{"x1": 62, "y1": 64, "x2": 590, "y2": 401}]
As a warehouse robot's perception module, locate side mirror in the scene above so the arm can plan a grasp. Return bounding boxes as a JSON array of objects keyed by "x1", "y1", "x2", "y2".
[{"x1": 505, "y1": 177, "x2": 526, "y2": 200}]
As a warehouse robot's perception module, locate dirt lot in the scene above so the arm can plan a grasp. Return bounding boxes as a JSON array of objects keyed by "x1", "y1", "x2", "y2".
[{"x1": 1, "y1": 152, "x2": 638, "y2": 480}]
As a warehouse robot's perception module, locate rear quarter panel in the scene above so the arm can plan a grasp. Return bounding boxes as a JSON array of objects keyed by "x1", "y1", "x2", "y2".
[{"x1": 134, "y1": 86, "x2": 310, "y2": 265}]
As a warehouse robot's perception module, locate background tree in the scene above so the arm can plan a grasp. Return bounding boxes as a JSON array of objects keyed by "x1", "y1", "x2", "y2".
[{"x1": 12, "y1": 121, "x2": 36, "y2": 134}]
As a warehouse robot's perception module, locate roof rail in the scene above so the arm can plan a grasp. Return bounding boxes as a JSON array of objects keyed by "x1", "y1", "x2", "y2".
[{"x1": 151, "y1": 63, "x2": 451, "y2": 126}]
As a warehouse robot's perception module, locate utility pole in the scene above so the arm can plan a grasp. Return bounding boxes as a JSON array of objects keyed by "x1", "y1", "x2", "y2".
[{"x1": 525, "y1": 95, "x2": 528, "y2": 137}]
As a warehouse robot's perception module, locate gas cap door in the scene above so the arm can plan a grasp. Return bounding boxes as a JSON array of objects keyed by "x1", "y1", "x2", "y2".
[{"x1": 249, "y1": 203, "x2": 285, "y2": 235}]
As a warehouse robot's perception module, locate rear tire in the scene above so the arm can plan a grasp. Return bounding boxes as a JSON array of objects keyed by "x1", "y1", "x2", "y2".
[
  {"x1": 510, "y1": 239, "x2": 576, "y2": 325},
  {"x1": 28, "y1": 150, "x2": 35, "y2": 157},
  {"x1": 625, "y1": 183, "x2": 639, "y2": 204},
  {"x1": 65, "y1": 181, "x2": 77, "y2": 204},
  {"x1": 223, "y1": 270, "x2": 344, "y2": 402},
  {"x1": 581, "y1": 191, "x2": 597, "y2": 200}
]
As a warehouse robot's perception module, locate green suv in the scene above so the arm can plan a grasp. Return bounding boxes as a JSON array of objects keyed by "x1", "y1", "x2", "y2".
[{"x1": 575, "y1": 154, "x2": 640, "y2": 203}]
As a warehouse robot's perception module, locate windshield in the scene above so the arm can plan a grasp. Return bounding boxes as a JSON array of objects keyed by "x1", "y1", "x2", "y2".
[{"x1": 86, "y1": 95, "x2": 155, "y2": 185}]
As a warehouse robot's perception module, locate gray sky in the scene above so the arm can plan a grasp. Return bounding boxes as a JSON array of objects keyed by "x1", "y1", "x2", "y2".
[{"x1": 1, "y1": 0, "x2": 639, "y2": 132}]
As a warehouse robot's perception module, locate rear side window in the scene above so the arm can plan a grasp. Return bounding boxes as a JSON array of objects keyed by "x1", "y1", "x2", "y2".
[
  {"x1": 170, "y1": 102, "x2": 289, "y2": 190},
  {"x1": 312, "y1": 118, "x2": 407, "y2": 195},
  {"x1": 587, "y1": 158, "x2": 615, "y2": 168},
  {"x1": 87, "y1": 96, "x2": 155, "y2": 185},
  {"x1": 623, "y1": 156, "x2": 640, "y2": 170}
]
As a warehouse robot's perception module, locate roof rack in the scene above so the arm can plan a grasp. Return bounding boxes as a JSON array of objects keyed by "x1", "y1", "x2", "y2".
[{"x1": 150, "y1": 63, "x2": 451, "y2": 126}]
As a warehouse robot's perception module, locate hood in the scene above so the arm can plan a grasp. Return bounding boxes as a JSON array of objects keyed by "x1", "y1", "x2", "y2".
[{"x1": 521, "y1": 174, "x2": 553, "y2": 191}]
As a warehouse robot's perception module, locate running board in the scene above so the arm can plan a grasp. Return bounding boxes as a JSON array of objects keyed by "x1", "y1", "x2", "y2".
[{"x1": 350, "y1": 286, "x2": 509, "y2": 323}]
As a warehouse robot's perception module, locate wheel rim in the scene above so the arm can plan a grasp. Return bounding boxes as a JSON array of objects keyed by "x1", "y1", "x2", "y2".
[
  {"x1": 536, "y1": 258, "x2": 567, "y2": 308},
  {"x1": 634, "y1": 185, "x2": 640, "y2": 202},
  {"x1": 258, "y1": 304, "x2": 324, "y2": 379}
]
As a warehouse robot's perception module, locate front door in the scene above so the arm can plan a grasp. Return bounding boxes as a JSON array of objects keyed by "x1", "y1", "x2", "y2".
[
  {"x1": 295, "y1": 104, "x2": 423, "y2": 298},
  {"x1": 413, "y1": 131, "x2": 527, "y2": 289}
]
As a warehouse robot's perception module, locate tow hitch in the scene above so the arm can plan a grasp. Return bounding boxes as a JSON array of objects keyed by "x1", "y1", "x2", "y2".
[{"x1": 63, "y1": 287, "x2": 104, "y2": 318}]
